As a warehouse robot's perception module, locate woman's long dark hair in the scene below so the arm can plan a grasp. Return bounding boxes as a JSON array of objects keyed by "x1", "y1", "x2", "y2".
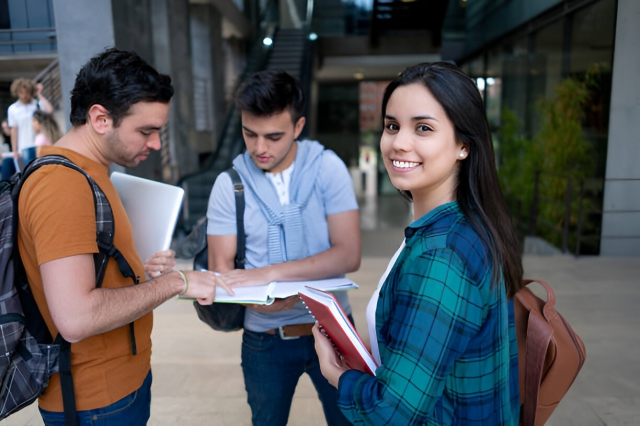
[{"x1": 382, "y1": 62, "x2": 523, "y2": 298}]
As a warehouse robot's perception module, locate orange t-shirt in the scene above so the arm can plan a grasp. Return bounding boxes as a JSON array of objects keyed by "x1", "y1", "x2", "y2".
[{"x1": 18, "y1": 146, "x2": 153, "y2": 412}]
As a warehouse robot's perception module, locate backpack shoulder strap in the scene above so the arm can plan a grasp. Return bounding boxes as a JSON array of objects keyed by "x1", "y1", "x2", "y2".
[
  {"x1": 17, "y1": 155, "x2": 137, "y2": 286},
  {"x1": 226, "y1": 168, "x2": 245, "y2": 270},
  {"x1": 191, "y1": 168, "x2": 246, "y2": 272}
]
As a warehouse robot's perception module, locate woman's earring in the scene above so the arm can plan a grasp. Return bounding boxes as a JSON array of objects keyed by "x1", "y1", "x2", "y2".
[{"x1": 459, "y1": 152, "x2": 465, "y2": 158}]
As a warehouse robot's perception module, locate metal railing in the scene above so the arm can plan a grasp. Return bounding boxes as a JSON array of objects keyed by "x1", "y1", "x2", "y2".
[
  {"x1": 510, "y1": 172, "x2": 604, "y2": 256},
  {"x1": 0, "y1": 27, "x2": 57, "y2": 54},
  {"x1": 33, "y1": 59, "x2": 62, "y2": 111}
]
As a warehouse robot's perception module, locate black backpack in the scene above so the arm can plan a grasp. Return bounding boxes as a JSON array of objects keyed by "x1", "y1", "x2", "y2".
[
  {"x1": 189, "y1": 168, "x2": 246, "y2": 332},
  {"x1": 0, "y1": 155, "x2": 138, "y2": 425}
]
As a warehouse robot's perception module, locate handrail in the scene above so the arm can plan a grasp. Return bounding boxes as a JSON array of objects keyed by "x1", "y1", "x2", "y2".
[
  {"x1": 512, "y1": 172, "x2": 604, "y2": 256},
  {"x1": 0, "y1": 27, "x2": 56, "y2": 33},
  {"x1": 33, "y1": 58, "x2": 62, "y2": 111},
  {"x1": 34, "y1": 58, "x2": 59, "y2": 82},
  {"x1": 306, "y1": 0, "x2": 315, "y2": 26},
  {"x1": 0, "y1": 39, "x2": 56, "y2": 46},
  {"x1": 0, "y1": 26, "x2": 57, "y2": 53}
]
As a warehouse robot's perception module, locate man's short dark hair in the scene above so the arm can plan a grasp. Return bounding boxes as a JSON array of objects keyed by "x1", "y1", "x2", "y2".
[
  {"x1": 235, "y1": 70, "x2": 305, "y2": 123},
  {"x1": 70, "y1": 48, "x2": 174, "y2": 127}
]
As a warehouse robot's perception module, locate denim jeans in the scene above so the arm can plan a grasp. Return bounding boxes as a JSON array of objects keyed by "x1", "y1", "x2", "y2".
[
  {"x1": 0, "y1": 157, "x2": 15, "y2": 180},
  {"x1": 241, "y1": 326, "x2": 352, "y2": 426},
  {"x1": 39, "y1": 370, "x2": 152, "y2": 426},
  {"x1": 22, "y1": 146, "x2": 37, "y2": 167}
]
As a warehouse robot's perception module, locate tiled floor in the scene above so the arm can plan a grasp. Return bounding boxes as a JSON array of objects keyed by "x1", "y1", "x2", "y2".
[{"x1": 4, "y1": 196, "x2": 639, "y2": 425}]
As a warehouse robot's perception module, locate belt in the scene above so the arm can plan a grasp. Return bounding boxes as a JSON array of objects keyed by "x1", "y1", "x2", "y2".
[{"x1": 265, "y1": 323, "x2": 315, "y2": 340}]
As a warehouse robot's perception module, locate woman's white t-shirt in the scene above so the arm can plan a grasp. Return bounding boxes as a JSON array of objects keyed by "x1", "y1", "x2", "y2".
[{"x1": 366, "y1": 240, "x2": 406, "y2": 365}]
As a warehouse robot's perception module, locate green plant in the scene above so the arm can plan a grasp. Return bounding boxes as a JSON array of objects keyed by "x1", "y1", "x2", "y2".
[{"x1": 497, "y1": 65, "x2": 604, "y2": 251}]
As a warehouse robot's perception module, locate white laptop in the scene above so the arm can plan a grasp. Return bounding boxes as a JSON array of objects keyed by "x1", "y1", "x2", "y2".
[{"x1": 110, "y1": 172, "x2": 184, "y2": 263}]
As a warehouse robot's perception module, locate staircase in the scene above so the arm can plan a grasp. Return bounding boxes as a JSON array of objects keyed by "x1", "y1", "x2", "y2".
[
  {"x1": 178, "y1": 27, "x2": 313, "y2": 232},
  {"x1": 34, "y1": 59, "x2": 62, "y2": 111}
]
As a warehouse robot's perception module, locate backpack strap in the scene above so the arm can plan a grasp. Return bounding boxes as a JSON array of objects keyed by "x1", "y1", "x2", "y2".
[
  {"x1": 226, "y1": 168, "x2": 245, "y2": 270},
  {"x1": 191, "y1": 168, "x2": 245, "y2": 273},
  {"x1": 16, "y1": 155, "x2": 138, "y2": 287},
  {"x1": 16, "y1": 155, "x2": 139, "y2": 426}
]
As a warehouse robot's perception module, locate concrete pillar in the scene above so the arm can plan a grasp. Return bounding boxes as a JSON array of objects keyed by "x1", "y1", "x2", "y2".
[
  {"x1": 209, "y1": 7, "x2": 227, "y2": 137},
  {"x1": 151, "y1": 0, "x2": 199, "y2": 179},
  {"x1": 189, "y1": 3, "x2": 227, "y2": 154},
  {"x1": 54, "y1": 0, "x2": 199, "y2": 180},
  {"x1": 112, "y1": 0, "x2": 159, "y2": 179},
  {"x1": 600, "y1": 0, "x2": 640, "y2": 255},
  {"x1": 52, "y1": 0, "x2": 116, "y2": 131}
]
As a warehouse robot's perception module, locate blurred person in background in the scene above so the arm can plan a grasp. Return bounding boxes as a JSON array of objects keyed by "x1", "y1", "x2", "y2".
[
  {"x1": 7, "y1": 78, "x2": 53, "y2": 165},
  {"x1": 1, "y1": 119, "x2": 15, "y2": 179},
  {"x1": 32, "y1": 110, "x2": 62, "y2": 156},
  {"x1": 1, "y1": 119, "x2": 11, "y2": 151}
]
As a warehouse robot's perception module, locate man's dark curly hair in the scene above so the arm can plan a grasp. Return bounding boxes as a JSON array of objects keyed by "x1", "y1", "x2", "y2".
[
  {"x1": 70, "y1": 48, "x2": 174, "y2": 127},
  {"x1": 235, "y1": 70, "x2": 305, "y2": 124}
]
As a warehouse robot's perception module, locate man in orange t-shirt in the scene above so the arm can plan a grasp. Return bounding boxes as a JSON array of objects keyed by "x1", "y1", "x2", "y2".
[{"x1": 18, "y1": 48, "x2": 231, "y2": 425}]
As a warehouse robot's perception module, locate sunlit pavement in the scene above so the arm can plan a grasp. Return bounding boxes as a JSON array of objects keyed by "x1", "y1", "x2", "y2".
[{"x1": 4, "y1": 196, "x2": 639, "y2": 425}]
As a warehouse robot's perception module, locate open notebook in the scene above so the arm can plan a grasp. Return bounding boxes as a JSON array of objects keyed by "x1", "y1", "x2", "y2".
[
  {"x1": 181, "y1": 277, "x2": 358, "y2": 305},
  {"x1": 111, "y1": 172, "x2": 184, "y2": 263}
]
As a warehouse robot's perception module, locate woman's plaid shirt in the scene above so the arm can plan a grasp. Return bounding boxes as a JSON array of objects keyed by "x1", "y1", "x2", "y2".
[{"x1": 337, "y1": 202, "x2": 520, "y2": 425}]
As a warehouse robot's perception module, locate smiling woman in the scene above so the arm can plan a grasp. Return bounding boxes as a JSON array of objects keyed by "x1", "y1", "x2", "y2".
[
  {"x1": 313, "y1": 63, "x2": 524, "y2": 425},
  {"x1": 381, "y1": 83, "x2": 466, "y2": 216}
]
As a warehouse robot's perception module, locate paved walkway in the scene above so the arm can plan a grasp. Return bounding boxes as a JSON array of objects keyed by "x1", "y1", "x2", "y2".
[{"x1": 3, "y1": 196, "x2": 639, "y2": 425}]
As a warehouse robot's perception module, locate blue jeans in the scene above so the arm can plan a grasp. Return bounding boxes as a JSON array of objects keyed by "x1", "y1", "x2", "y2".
[
  {"x1": 0, "y1": 157, "x2": 15, "y2": 180},
  {"x1": 39, "y1": 370, "x2": 152, "y2": 426},
  {"x1": 22, "y1": 146, "x2": 37, "y2": 167},
  {"x1": 242, "y1": 327, "x2": 352, "y2": 426}
]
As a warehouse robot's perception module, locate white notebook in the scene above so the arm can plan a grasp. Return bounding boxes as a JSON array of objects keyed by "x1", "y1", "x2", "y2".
[
  {"x1": 181, "y1": 277, "x2": 359, "y2": 305},
  {"x1": 111, "y1": 172, "x2": 184, "y2": 263}
]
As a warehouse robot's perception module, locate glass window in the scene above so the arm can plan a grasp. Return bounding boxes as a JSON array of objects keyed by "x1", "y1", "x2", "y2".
[
  {"x1": 570, "y1": 0, "x2": 616, "y2": 178},
  {"x1": 570, "y1": 0, "x2": 616, "y2": 75},
  {"x1": 528, "y1": 20, "x2": 564, "y2": 135},
  {"x1": 501, "y1": 33, "x2": 528, "y2": 135},
  {"x1": 485, "y1": 47, "x2": 503, "y2": 129},
  {"x1": 0, "y1": 0, "x2": 9, "y2": 29},
  {"x1": 316, "y1": 83, "x2": 360, "y2": 166},
  {"x1": 533, "y1": 21, "x2": 564, "y2": 100}
]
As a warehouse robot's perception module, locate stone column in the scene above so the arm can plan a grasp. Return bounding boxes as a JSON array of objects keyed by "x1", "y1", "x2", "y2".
[
  {"x1": 600, "y1": 0, "x2": 640, "y2": 255},
  {"x1": 52, "y1": 0, "x2": 116, "y2": 131},
  {"x1": 151, "y1": 0, "x2": 199, "y2": 180}
]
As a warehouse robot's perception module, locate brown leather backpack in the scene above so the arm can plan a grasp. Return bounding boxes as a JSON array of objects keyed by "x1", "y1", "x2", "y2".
[{"x1": 514, "y1": 279, "x2": 587, "y2": 426}]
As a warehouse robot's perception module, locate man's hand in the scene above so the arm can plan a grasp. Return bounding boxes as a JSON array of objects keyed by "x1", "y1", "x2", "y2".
[
  {"x1": 312, "y1": 323, "x2": 348, "y2": 388},
  {"x1": 144, "y1": 249, "x2": 176, "y2": 277},
  {"x1": 182, "y1": 270, "x2": 234, "y2": 305},
  {"x1": 245, "y1": 295, "x2": 299, "y2": 313},
  {"x1": 36, "y1": 83, "x2": 44, "y2": 97},
  {"x1": 218, "y1": 267, "x2": 273, "y2": 288}
]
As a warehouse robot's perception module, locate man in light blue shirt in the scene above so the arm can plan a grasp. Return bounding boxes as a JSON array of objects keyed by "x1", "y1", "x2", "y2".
[{"x1": 206, "y1": 70, "x2": 361, "y2": 426}]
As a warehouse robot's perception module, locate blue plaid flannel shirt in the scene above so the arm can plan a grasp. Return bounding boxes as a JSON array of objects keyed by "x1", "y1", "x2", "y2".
[{"x1": 337, "y1": 201, "x2": 520, "y2": 425}]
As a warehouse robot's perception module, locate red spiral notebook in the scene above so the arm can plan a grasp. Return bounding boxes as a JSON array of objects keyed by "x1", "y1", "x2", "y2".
[{"x1": 299, "y1": 287, "x2": 378, "y2": 376}]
